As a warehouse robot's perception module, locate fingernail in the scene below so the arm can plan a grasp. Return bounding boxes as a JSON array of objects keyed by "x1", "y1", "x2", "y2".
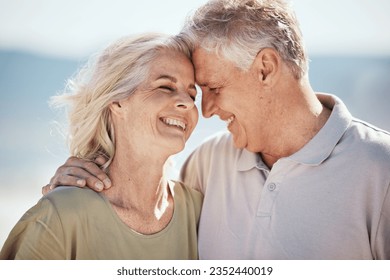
[
  {"x1": 49, "y1": 184, "x2": 54, "y2": 190},
  {"x1": 95, "y1": 181, "x2": 104, "y2": 191},
  {"x1": 103, "y1": 178, "x2": 112, "y2": 189},
  {"x1": 76, "y1": 179, "x2": 85, "y2": 186}
]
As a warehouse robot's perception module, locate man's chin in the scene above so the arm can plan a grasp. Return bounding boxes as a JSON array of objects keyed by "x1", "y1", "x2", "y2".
[{"x1": 231, "y1": 134, "x2": 247, "y2": 150}]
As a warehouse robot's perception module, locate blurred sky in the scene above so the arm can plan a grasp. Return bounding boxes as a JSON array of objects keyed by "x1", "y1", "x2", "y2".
[
  {"x1": 1, "y1": 0, "x2": 390, "y2": 58},
  {"x1": 1, "y1": 0, "x2": 390, "y2": 249}
]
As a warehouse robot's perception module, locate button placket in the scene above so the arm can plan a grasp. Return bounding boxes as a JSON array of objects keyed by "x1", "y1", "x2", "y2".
[
  {"x1": 256, "y1": 159, "x2": 290, "y2": 217},
  {"x1": 256, "y1": 181, "x2": 280, "y2": 217}
]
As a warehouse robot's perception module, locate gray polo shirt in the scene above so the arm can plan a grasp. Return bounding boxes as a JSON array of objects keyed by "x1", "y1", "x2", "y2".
[{"x1": 180, "y1": 94, "x2": 390, "y2": 259}]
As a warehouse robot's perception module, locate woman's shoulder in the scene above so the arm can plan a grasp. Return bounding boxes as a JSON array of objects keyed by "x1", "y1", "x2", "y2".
[
  {"x1": 2, "y1": 188, "x2": 100, "y2": 248},
  {"x1": 170, "y1": 180, "x2": 203, "y2": 223},
  {"x1": 170, "y1": 180, "x2": 203, "y2": 201},
  {"x1": 170, "y1": 180, "x2": 203, "y2": 209},
  {"x1": 42, "y1": 187, "x2": 107, "y2": 217}
]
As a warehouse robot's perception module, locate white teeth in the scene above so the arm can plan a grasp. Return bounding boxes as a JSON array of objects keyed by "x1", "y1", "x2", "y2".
[
  {"x1": 226, "y1": 116, "x2": 235, "y2": 126},
  {"x1": 162, "y1": 118, "x2": 186, "y2": 131}
]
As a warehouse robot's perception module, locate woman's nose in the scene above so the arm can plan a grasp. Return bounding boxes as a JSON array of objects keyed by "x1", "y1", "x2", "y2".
[{"x1": 175, "y1": 92, "x2": 195, "y2": 110}]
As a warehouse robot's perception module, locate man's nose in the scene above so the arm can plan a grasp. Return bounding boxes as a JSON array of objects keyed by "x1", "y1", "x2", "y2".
[{"x1": 201, "y1": 91, "x2": 217, "y2": 118}]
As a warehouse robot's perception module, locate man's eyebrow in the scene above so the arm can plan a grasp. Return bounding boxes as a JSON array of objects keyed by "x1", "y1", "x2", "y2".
[
  {"x1": 196, "y1": 79, "x2": 216, "y2": 87},
  {"x1": 196, "y1": 80, "x2": 212, "y2": 87}
]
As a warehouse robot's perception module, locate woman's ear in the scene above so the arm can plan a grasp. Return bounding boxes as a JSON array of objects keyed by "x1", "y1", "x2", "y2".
[
  {"x1": 109, "y1": 101, "x2": 122, "y2": 116},
  {"x1": 253, "y1": 48, "x2": 281, "y2": 87}
]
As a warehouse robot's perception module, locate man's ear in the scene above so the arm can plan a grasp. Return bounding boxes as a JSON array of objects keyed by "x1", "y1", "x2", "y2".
[{"x1": 253, "y1": 48, "x2": 281, "y2": 87}]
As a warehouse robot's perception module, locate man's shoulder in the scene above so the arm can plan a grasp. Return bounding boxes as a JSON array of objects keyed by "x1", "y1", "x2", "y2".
[
  {"x1": 180, "y1": 131, "x2": 242, "y2": 180},
  {"x1": 196, "y1": 131, "x2": 236, "y2": 154},
  {"x1": 347, "y1": 119, "x2": 390, "y2": 163},
  {"x1": 350, "y1": 119, "x2": 390, "y2": 143},
  {"x1": 182, "y1": 131, "x2": 241, "y2": 171}
]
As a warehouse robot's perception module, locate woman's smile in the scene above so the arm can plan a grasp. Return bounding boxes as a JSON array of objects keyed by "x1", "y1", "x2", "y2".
[{"x1": 160, "y1": 117, "x2": 187, "y2": 131}]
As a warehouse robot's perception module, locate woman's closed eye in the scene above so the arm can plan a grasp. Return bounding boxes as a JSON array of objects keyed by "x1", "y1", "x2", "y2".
[
  {"x1": 159, "y1": 85, "x2": 175, "y2": 91},
  {"x1": 159, "y1": 85, "x2": 196, "y2": 101}
]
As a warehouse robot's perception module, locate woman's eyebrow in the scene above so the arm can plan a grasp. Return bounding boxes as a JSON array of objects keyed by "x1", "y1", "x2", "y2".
[
  {"x1": 156, "y1": 75, "x2": 196, "y2": 92},
  {"x1": 156, "y1": 75, "x2": 177, "y2": 82}
]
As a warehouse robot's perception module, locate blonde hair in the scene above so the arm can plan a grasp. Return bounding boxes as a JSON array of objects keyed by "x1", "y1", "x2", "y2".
[
  {"x1": 51, "y1": 33, "x2": 191, "y2": 171},
  {"x1": 179, "y1": 0, "x2": 308, "y2": 79}
]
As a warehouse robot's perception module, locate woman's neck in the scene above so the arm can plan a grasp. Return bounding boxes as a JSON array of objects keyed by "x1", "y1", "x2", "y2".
[{"x1": 102, "y1": 149, "x2": 173, "y2": 230}]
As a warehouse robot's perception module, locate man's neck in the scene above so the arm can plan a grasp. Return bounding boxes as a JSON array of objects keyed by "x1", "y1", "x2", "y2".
[{"x1": 260, "y1": 88, "x2": 331, "y2": 169}]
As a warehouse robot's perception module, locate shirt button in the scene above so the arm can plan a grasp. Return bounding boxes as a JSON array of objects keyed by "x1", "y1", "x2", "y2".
[{"x1": 268, "y1": 183, "x2": 276, "y2": 191}]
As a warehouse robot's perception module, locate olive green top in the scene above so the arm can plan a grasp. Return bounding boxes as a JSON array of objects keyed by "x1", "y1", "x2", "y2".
[{"x1": 0, "y1": 181, "x2": 203, "y2": 260}]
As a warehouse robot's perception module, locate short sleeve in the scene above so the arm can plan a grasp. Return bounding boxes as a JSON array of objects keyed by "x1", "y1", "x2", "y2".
[{"x1": 0, "y1": 198, "x2": 66, "y2": 259}]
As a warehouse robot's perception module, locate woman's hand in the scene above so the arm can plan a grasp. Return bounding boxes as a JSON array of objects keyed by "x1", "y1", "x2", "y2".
[{"x1": 41, "y1": 156, "x2": 112, "y2": 195}]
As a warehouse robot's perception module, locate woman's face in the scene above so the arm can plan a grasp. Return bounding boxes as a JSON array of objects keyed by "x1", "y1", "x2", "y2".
[{"x1": 114, "y1": 49, "x2": 199, "y2": 157}]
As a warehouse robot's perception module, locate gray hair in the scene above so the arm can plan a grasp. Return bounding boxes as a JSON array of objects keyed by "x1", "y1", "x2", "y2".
[
  {"x1": 51, "y1": 33, "x2": 191, "y2": 171},
  {"x1": 179, "y1": 0, "x2": 308, "y2": 79}
]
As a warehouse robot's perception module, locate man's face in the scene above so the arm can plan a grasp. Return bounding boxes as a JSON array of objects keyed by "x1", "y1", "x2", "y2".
[{"x1": 192, "y1": 47, "x2": 270, "y2": 152}]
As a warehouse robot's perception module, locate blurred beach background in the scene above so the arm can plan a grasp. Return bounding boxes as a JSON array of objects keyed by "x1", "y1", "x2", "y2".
[{"x1": 1, "y1": 0, "x2": 389, "y2": 249}]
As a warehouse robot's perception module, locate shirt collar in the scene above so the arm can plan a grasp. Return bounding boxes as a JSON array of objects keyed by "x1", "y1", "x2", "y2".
[
  {"x1": 237, "y1": 148, "x2": 263, "y2": 171},
  {"x1": 287, "y1": 93, "x2": 352, "y2": 166}
]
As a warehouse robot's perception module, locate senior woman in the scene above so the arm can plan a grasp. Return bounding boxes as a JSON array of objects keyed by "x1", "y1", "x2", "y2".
[{"x1": 0, "y1": 33, "x2": 202, "y2": 259}]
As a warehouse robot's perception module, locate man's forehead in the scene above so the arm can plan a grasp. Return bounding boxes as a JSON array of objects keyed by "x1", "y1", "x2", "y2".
[
  {"x1": 194, "y1": 68, "x2": 212, "y2": 87},
  {"x1": 192, "y1": 48, "x2": 216, "y2": 85},
  {"x1": 195, "y1": 72, "x2": 221, "y2": 88},
  {"x1": 193, "y1": 47, "x2": 214, "y2": 61}
]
